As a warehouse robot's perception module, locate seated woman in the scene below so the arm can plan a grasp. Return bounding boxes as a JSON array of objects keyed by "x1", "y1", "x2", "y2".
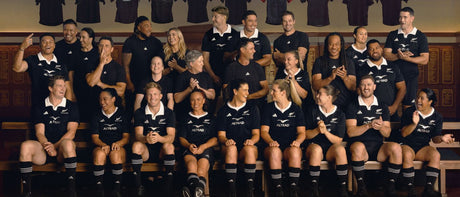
[
  {"x1": 131, "y1": 82, "x2": 176, "y2": 196},
  {"x1": 91, "y1": 88, "x2": 129, "y2": 197},
  {"x1": 261, "y1": 79, "x2": 306, "y2": 197},
  {"x1": 134, "y1": 56, "x2": 174, "y2": 111},
  {"x1": 304, "y1": 85, "x2": 348, "y2": 197},
  {"x1": 400, "y1": 88, "x2": 454, "y2": 197},
  {"x1": 178, "y1": 89, "x2": 218, "y2": 197},
  {"x1": 217, "y1": 79, "x2": 260, "y2": 197}
]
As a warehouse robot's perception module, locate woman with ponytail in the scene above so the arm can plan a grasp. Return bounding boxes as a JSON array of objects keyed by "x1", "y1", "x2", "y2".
[{"x1": 261, "y1": 79, "x2": 306, "y2": 197}]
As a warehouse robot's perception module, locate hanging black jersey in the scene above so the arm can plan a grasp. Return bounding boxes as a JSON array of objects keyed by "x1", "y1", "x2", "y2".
[
  {"x1": 240, "y1": 30, "x2": 272, "y2": 62},
  {"x1": 263, "y1": 0, "x2": 289, "y2": 25},
  {"x1": 178, "y1": 112, "x2": 216, "y2": 146},
  {"x1": 201, "y1": 25, "x2": 239, "y2": 78},
  {"x1": 312, "y1": 57, "x2": 356, "y2": 109},
  {"x1": 55, "y1": 39, "x2": 82, "y2": 67},
  {"x1": 114, "y1": 0, "x2": 139, "y2": 24},
  {"x1": 224, "y1": 61, "x2": 266, "y2": 95},
  {"x1": 346, "y1": 96, "x2": 390, "y2": 143},
  {"x1": 273, "y1": 31, "x2": 310, "y2": 71},
  {"x1": 305, "y1": 105, "x2": 346, "y2": 148},
  {"x1": 91, "y1": 107, "x2": 129, "y2": 145},
  {"x1": 216, "y1": 102, "x2": 260, "y2": 148},
  {"x1": 378, "y1": 0, "x2": 409, "y2": 26},
  {"x1": 261, "y1": 102, "x2": 305, "y2": 148},
  {"x1": 343, "y1": 0, "x2": 374, "y2": 26},
  {"x1": 76, "y1": 0, "x2": 105, "y2": 23},
  {"x1": 122, "y1": 34, "x2": 164, "y2": 86},
  {"x1": 134, "y1": 102, "x2": 175, "y2": 136},
  {"x1": 186, "y1": 0, "x2": 209, "y2": 23},
  {"x1": 36, "y1": 0, "x2": 65, "y2": 26},
  {"x1": 225, "y1": 0, "x2": 248, "y2": 25},
  {"x1": 356, "y1": 59, "x2": 405, "y2": 107},
  {"x1": 303, "y1": 0, "x2": 332, "y2": 27},
  {"x1": 136, "y1": 75, "x2": 173, "y2": 106},
  {"x1": 275, "y1": 68, "x2": 315, "y2": 107},
  {"x1": 400, "y1": 106, "x2": 442, "y2": 150},
  {"x1": 33, "y1": 98, "x2": 79, "y2": 143},
  {"x1": 384, "y1": 28, "x2": 428, "y2": 78},
  {"x1": 150, "y1": 0, "x2": 173, "y2": 23},
  {"x1": 345, "y1": 45, "x2": 368, "y2": 68},
  {"x1": 25, "y1": 53, "x2": 70, "y2": 107}
]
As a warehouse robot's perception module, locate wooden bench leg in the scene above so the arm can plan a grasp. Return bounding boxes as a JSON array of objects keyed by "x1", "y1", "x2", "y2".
[
  {"x1": 440, "y1": 168, "x2": 446, "y2": 196},
  {"x1": 347, "y1": 169, "x2": 353, "y2": 193}
]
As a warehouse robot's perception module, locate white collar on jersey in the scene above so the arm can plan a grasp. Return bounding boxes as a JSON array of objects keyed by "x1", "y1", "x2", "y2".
[
  {"x1": 45, "y1": 96, "x2": 67, "y2": 111},
  {"x1": 145, "y1": 102, "x2": 165, "y2": 120},
  {"x1": 240, "y1": 29, "x2": 259, "y2": 39},
  {"x1": 366, "y1": 58, "x2": 388, "y2": 70},
  {"x1": 318, "y1": 105, "x2": 337, "y2": 118},
  {"x1": 351, "y1": 44, "x2": 367, "y2": 54},
  {"x1": 358, "y1": 95, "x2": 378, "y2": 110},
  {"x1": 397, "y1": 27, "x2": 418, "y2": 38},
  {"x1": 275, "y1": 101, "x2": 292, "y2": 113},
  {"x1": 213, "y1": 24, "x2": 232, "y2": 37},
  {"x1": 227, "y1": 101, "x2": 246, "y2": 111},
  {"x1": 102, "y1": 107, "x2": 118, "y2": 119},
  {"x1": 189, "y1": 112, "x2": 208, "y2": 119},
  {"x1": 283, "y1": 67, "x2": 301, "y2": 77},
  {"x1": 417, "y1": 107, "x2": 435, "y2": 119},
  {"x1": 38, "y1": 52, "x2": 58, "y2": 65}
]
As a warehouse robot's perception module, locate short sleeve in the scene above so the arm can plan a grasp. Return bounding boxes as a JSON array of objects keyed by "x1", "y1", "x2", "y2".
[
  {"x1": 177, "y1": 122, "x2": 187, "y2": 139},
  {"x1": 418, "y1": 33, "x2": 429, "y2": 53},
  {"x1": 201, "y1": 32, "x2": 212, "y2": 52},
  {"x1": 33, "y1": 105, "x2": 45, "y2": 125},
  {"x1": 68, "y1": 102, "x2": 80, "y2": 123},
  {"x1": 381, "y1": 104, "x2": 390, "y2": 122},
  {"x1": 304, "y1": 107, "x2": 317, "y2": 130},
  {"x1": 175, "y1": 73, "x2": 188, "y2": 93},
  {"x1": 165, "y1": 110, "x2": 176, "y2": 128},
  {"x1": 116, "y1": 64, "x2": 127, "y2": 83},
  {"x1": 345, "y1": 102, "x2": 358, "y2": 120},
  {"x1": 259, "y1": 34, "x2": 272, "y2": 55},
  {"x1": 295, "y1": 106, "x2": 306, "y2": 127},
  {"x1": 163, "y1": 76, "x2": 174, "y2": 94},
  {"x1": 223, "y1": 64, "x2": 235, "y2": 85},
  {"x1": 430, "y1": 114, "x2": 443, "y2": 138},
  {"x1": 298, "y1": 32, "x2": 309, "y2": 49},
  {"x1": 393, "y1": 65, "x2": 405, "y2": 83},
  {"x1": 384, "y1": 32, "x2": 396, "y2": 52},
  {"x1": 133, "y1": 108, "x2": 145, "y2": 127},
  {"x1": 335, "y1": 111, "x2": 346, "y2": 138},
  {"x1": 400, "y1": 107, "x2": 414, "y2": 127},
  {"x1": 216, "y1": 108, "x2": 227, "y2": 132},
  {"x1": 250, "y1": 106, "x2": 261, "y2": 130},
  {"x1": 90, "y1": 113, "x2": 100, "y2": 135},
  {"x1": 256, "y1": 63, "x2": 266, "y2": 81},
  {"x1": 122, "y1": 37, "x2": 133, "y2": 53},
  {"x1": 260, "y1": 103, "x2": 272, "y2": 126},
  {"x1": 135, "y1": 79, "x2": 148, "y2": 95},
  {"x1": 346, "y1": 59, "x2": 356, "y2": 76}
]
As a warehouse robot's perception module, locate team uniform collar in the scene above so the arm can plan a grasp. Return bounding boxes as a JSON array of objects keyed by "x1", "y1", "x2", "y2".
[
  {"x1": 145, "y1": 102, "x2": 165, "y2": 120},
  {"x1": 418, "y1": 107, "x2": 435, "y2": 119},
  {"x1": 45, "y1": 96, "x2": 67, "y2": 111},
  {"x1": 283, "y1": 67, "x2": 301, "y2": 76},
  {"x1": 275, "y1": 101, "x2": 292, "y2": 113},
  {"x1": 318, "y1": 105, "x2": 337, "y2": 118},
  {"x1": 38, "y1": 52, "x2": 58, "y2": 65},
  {"x1": 227, "y1": 101, "x2": 246, "y2": 111},
  {"x1": 366, "y1": 58, "x2": 388, "y2": 70},
  {"x1": 240, "y1": 29, "x2": 259, "y2": 39},
  {"x1": 213, "y1": 24, "x2": 232, "y2": 37},
  {"x1": 189, "y1": 112, "x2": 208, "y2": 119},
  {"x1": 351, "y1": 44, "x2": 367, "y2": 53},
  {"x1": 397, "y1": 27, "x2": 418, "y2": 38},
  {"x1": 102, "y1": 107, "x2": 118, "y2": 119},
  {"x1": 358, "y1": 95, "x2": 378, "y2": 110}
]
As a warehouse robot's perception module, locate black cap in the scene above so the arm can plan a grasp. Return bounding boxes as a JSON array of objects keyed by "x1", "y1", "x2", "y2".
[{"x1": 134, "y1": 16, "x2": 149, "y2": 32}]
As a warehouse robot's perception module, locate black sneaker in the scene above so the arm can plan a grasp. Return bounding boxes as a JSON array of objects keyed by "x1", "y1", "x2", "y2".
[
  {"x1": 181, "y1": 186, "x2": 192, "y2": 197},
  {"x1": 385, "y1": 181, "x2": 397, "y2": 197},
  {"x1": 289, "y1": 184, "x2": 299, "y2": 197},
  {"x1": 338, "y1": 184, "x2": 349, "y2": 197},
  {"x1": 311, "y1": 182, "x2": 320, "y2": 197},
  {"x1": 246, "y1": 181, "x2": 254, "y2": 197},
  {"x1": 136, "y1": 185, "x2": 145, "y2": 196},
  {"x1": 95, "y1": 183, "x2": 104, "y2": 197},
  {"x1": 194, "y1": 186, "x2": 204, "y2": 197},
  {"x1": 422, "y1": 186, "x2": 441, "y2": 197},
  {"x1": 228, "y1": 182, "x2": 236, "y2": 197},
  {"x1": 20, "y1": 192, "x2": 31, "y2": 197},
  {"x1": 112, "y1": 182, "x2": 121, "y2": 197},
  {"x1": 67, "y1": 178, "x2": 77, "y2": 197},
  {"x1": 356, "y1": 181, "x2": 368, "y2": 197},
  {"x1": 274, "y1": 185, "x2": 284, "y2": 197},
  {"x1": 407, "y1": 185, "x2": 417, "y2": 197}
]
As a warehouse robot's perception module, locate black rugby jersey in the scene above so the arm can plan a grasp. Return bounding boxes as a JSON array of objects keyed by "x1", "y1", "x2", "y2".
[
  {"x1": 186, "y1": 0, "x2": 209, "y2": 23},
  {"x1": 178, "y1": 112, "x2": 216, "y2": 146},
  {"x1": 33, "y1": 98, "x2": 79, "y2": 143},
  {"x1": 273, "y1": 31, "x2": 310, "y2": 74},
  {"x1": 305, "y1": 105, "x2": 346, "y2": 148},
  {"x1": 263, "y1": 0, "x2": 288, "y2": 25},
  {"x1": 150, "y1": 0, "x2": 173, "y2": 24},
  {"x1": 136, "y1": 75, "x2": 173, "y2": 107},
  {"x1": 25, "y1": 54, "x2": 70, "y2": 107},
  {"x1": 76, "y1": 0, "x2": 105, "y2": 23},
  {"x1": 165, "y1": 50, "x2": 189, "y2": 83},
  {"x1": 261, "y1": 102, "x2": 305, "y2": 147},
  {"x1": 224, "y1": 61, "x2": 266, "y2": 95},
  {"x1": 384, "y1": 28, "x2": 429, "y2": 78},
  {"x1": 400, "y1": 106, "x2": 442, "y2": 150},
  {"x1": 303, "y1": 0, "x2": 332, "y2": 27},
  {"x1": 343, "y1": 0, "x2": 374, "y2": 26},
  {"x1": 356, "y1": 59, "x2": 404, "y2": 107},
  {"x1": 345, "y1": 45, "x2": 368, "y2": 68},
  {"x1": 216, "y1": 102, "x2": 260, "y2": 147},
  {"x1": 312, "y1": 57, "x2": 356, "y2": 109},
  {"x1": 91, "y1": 107, "x2": 129, "y2": 145},
  {"x1": 225, "y1": 0, "x2": 248, "y2": 25},
  {"x1": 201, "y1": 25, "x2": 239, "y2": 78},
  {"x1": 36, "y1": 0, "x2": 64, "y2": 26},
  {"x1": 134, "y1": 102, "x2": 175, "y2": 137},
  {"x1": 379, "y1": 0, "x2": 409, "y2": 26},
  {"x1": 346, "y1": 96, "x2": 390, "y2": 143},
  {"x1": 55, "y1": 39, "x2": 81, "y2": 67},
  {"x1": 275, "y1": 68, "x2": 315, "y2": 107},
  {"x1": 240, "y1": 30, "x2": 272, "y2": 62},
  {"x1": 114, "y1": 0, "x2": 139, "y2": 24}
]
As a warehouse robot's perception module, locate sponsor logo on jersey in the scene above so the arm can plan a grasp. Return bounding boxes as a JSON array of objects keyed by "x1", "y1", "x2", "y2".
[
  {"x1": 67, "y1": 50, "x2": 72, "y2": 55},
  {"x1": 417, "y1": 124, "x2": 431, "y2": 133},
  {"x1": 211, "y1": 38, "x2": 216, "y2": 41},
  {"x1": 242, "y1": 110, "x2": 250, "y2": 116},
  {"x1": 363, "y1": 116, "x2": 375, "y2": 124},
  {"x1": 276, "y1": 119, "x2": 290, "y2": 127},
  {"x1": 193, "y1": 125, "x2": 203, "y2": 129},
  {"x1": 144, "y1": 47, "x2": 148, "y2": 51},
  {"x1": 232, "y1": 117, "x2": 244, "y2": 121},
  {"x1": 429, "y1": 120, "x2": 436, "y2": 125},
  {"x1": 203, "y1": 119, "x2": 211, "y2": 124},
  {"x1": 216, "y1": 44, "x2": 226, "y2": 48},
  {"x1": 61, "y1": 109, "x2": 69, "y2": 114},
  {"x1": 43, "y1": 111, "x2": 48, "y2": 115},
  {"x1": 158, "y1": 119, "x2": 166, "y2": 124},
  {"x1": 288, "y1": 112, "x2": 296, "y2": 118},
  {"x1": 103, "y1": 124, "x2": 118, "y2": 131},
  {"x1": 100, "y1": 119, "x2": 105, "y2": 123},
  {"x1": 43, "y1": 69, "x2": 56, "y2": 77},
  {"x1": 84, "y1": 57, "x2": 89, "y2": 61},
  {"x1": 226, "y1": 113, "x2": 232, "y2": 117},
  {"x1": 49, "y1": 116, "x2": 61, "y2": 124},
  {"x1": 272, "y1": 113, "x2": 277, "y2": 117},
  {"x1": 357, "y1": 110, "x2": 363, "y2": 115},
  {"x1": 279, "y1": 119, "x2": 289, "y2": 123},
  {"x1": 115, "y1": 117, "x2": 122, "y2": 122},
  {"x1": 330, "y1": 118, "x2": 338, "y2": 123},
  {"x1": 420, "y1": 124, "x2": 430, "y2": 129},
  {"x1": 376, "y1": 109, "x2": 383, "y2": 115},
  {"x1": 192, "y1": 124, "x2": 205, "y2": 132},
  {"x1": 149, "y1": 127, "x2": 159, "y2": 132},
  {"x1": 375, "y1": 75, "x2": 388, "y2": 83},
  {"x1": 400, "y1": 44, "x2": 409, "y2": 48},
  {"x1": 286, "y1": 41, "x2": 291, "y2": 45},
  {"x1": 245, "y1": 72, "x2": 250, "y2": 76},
  {"x1": 187, "y1": 120, "x2": 193, "y2": 124},
  {"x1": 394, "y1": 38, "x2": 399, "y2": 42}
]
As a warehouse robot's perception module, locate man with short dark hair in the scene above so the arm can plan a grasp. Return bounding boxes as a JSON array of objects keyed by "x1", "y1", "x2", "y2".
[
  {"x1": 55, "y1": 19, "x2": 80, "y2": 68},
  {"x1": 240, "y1": 10, "x2": 272, "y2": 67},
  {"x1": 273, "y1": 11, "x2": 309, "y2": 76},
  {"x1": 358, "y1": 39, "x2": 406, "y2": 121},
  {"x1": 384, "y1": 7, "x2": 429, "y2": 109},
  {"x1": 19, "y1": 75, "x2": 79, "y2": 197}
]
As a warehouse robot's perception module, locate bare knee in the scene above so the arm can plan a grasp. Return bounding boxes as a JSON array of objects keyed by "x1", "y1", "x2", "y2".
[
  {"x1": 162, "y1": 143, "x2": 175, "y2": 154},
  {"x1": 59, "y1": 139, "x2": 76, "y2": 156},
  {"x1": 93, "y1": 149, "x2": 107, "y2": 165},
  {"x1": 109, "y1": 150, "x2": 125, "y2": 164},
  {"x1": 20, "y1": 141, "x2": 37, "y2": 158},
  {"x1": 350, "y1": 142, "x2": 365, "y2": 161},
  {"x1": 132, "y1": 142, "x2": 145, "y2": 154}
]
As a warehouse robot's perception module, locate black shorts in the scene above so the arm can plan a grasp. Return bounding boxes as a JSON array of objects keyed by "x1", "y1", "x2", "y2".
[
  {"x1": 402, "y1": 75, "x2": 418, "y2": 106},
  {"x1": 348, "y1": 141, "x2": 383, "y2": 161},
  {"x1": 183, "y1": 148, "x2": 215, "y2": 164},
  {"x1": 146, "y1": 143, "x2": 162, "y2": 163},
  {"x1": 403, "y1": 143, "x2": 427, "y2": 154}
]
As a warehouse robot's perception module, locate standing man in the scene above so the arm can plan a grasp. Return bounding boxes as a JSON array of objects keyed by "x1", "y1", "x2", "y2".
[
  {"x1": 12, "y1": 33, "x2": 72, "y2": 110},
  {"x1": 240, "y1": 10, "x2": 272, "y2": 67},
  {"x1": 55, "y1": 19, "x2": 80, "y2": 68},
  {"x1": 384, "y1": 7, "x2": 429, "y2": 109},
  {"x1": 19, "y1": 75, "x2": 79, "y2": 197},
  {"x1": 273, "y1": 11, "x2": 309, "y2": 75},
  {"x1": 358, "y1": 39, "x2": 406, "y2": 121}
]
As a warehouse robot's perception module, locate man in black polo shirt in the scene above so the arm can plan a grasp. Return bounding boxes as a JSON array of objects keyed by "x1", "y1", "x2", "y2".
[
  {"x1": 384, "y1": 7, "x2": 429, "y2": 109},
  {"x1": 346, "y1": 75, "x2": 402, "y2": 197},
  {"x1": 19, "y1": 75, "x2": 79, "y2": 197},
  {"x1": 13, "y1": 33, "x2": 72, "y2": 110},
  {"x1": 273, "y1": 11, "x2": 309, "y2": 76},
  {"x1": 240, "y1": 10, "x2": 272, "y2": 67},
  {"x1": 55, "y1": 19, "x2": 80, "y2": 69},
  {"x1": 86, "y1": 36, "x2": 127, "y2": 109},
  {"x1": 358, "y1": 39, "x2": 406, "y2": 121},
  {"x1": 224, "y1": 39, "x2": 269, "y2": 109}
]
